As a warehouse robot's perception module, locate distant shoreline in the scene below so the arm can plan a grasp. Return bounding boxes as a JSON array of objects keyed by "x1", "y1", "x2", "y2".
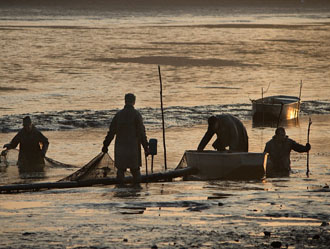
[{"x1": 1, "y1": 0, "x2": 330, "y2": 9}]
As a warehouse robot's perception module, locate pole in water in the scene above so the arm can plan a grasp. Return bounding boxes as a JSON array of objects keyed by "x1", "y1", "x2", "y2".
[
  {"x1": 158, "y1": 65, "x2": 167, "y2": 171},
  {"x1": 145, "y1": 155, "x2": 148, "y2": 176},
  {"x1": 298, "y1": 80, "x2": 303, "y2": 112},
  {"x1": 276, "y1": 103, "x2": 284, "y2": 128},
  {"x1": 306, "y1": 117, "x2": 312, "y2": 177},
  {"x1": 151, "y1": 155, "x2": 154, "y2": 173}
]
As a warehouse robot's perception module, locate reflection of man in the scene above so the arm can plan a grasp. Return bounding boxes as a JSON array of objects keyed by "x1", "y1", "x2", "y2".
[
  {"x1": 3, "y1": 116, "x2": 49, "y2": 173},
  {"x1": 102, "y1": 93, "x2": 149, "y2": 186},
  {"x1": 264, "y1": 127, "x2": 311, "y2": 177},
  {"x1": 197, "y1": 114, "x2": 248, "y2": 152}
]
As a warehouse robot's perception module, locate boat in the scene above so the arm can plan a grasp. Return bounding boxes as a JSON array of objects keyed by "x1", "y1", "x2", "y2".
[
  {"x1": 184, "y1": 150, "x2": 268, "y2": 180},
  {"x1": 251, "y1": 95, "x2": 300, "y2": 121},
  {"x1": 0, "y1": 151, "x2": 268, "y2": 193}
]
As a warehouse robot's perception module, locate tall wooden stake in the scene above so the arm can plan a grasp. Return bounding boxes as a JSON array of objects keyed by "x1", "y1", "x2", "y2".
[
  {"x1": 158, "y1": 65, "x2": 167, "y2": 170},
  {"x1": 306, "y1": 117, "x2": 312, "y2": 177}
]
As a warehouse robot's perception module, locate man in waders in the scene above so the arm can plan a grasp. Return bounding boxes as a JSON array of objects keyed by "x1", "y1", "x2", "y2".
[
  {"x1": 264, "y1": 127, "x2": 311, "y2": 177},
  {"x1": 102, "y1": 93, "x2": 149, "y2": 186},
  {"x1": 197, "y1": 114, "x2": 248, "y2": 152},
  {"x1": 3, "y1": 116, "x2": 49, "y2": 174}
]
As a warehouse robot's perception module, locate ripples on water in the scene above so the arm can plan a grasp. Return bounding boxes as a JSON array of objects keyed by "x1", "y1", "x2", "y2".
[{"x1": 0, "y1": 101, "x2": 330, "y2": 132}]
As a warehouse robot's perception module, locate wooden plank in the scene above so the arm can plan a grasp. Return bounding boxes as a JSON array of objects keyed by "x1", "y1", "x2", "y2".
[{"x1": 0, "y1": 167, "x2": 198, "y2": 194}]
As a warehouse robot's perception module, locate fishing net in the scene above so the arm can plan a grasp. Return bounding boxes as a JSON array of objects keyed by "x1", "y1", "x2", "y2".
[
  {"x1": 174, "y1": 152, "x2": 188, "y2": 170},
  {"x1": 58, "y1": 153, "x2": 116, "y2": 181},
  {"x1": 0, "y1": 149, "x2": 116, "y2": 182},
  {"x1": 0, "y1": 149, "x2": 19, "y2": 167}
]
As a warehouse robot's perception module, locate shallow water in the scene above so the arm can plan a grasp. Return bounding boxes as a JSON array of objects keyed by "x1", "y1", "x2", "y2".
[{"x1": 0, "y1": 2, "x2": 330, "y2": 248}]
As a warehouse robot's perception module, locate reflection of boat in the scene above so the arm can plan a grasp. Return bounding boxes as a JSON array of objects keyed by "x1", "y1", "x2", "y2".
[
  {"x1": 251, "y1": 95, "x2": 300, "y2": 121},
  {"x1": 185, "y1": 150, "x2": 268, "y2": 180},
  {"x1": 252, "y1": 116, "x2": 300, "y2": 128}
]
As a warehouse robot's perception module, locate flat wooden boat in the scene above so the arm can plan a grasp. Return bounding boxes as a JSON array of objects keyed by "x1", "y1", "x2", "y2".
[
  {"x1": 251, "y1": 95, "x2": 300, "y2": 121},
  {"x1": 185, "y1": 150, "x2": 268, "y2": 180}
]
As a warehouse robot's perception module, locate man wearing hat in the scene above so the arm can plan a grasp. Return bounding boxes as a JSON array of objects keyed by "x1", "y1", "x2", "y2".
[
  {"x1": 102, "y1": 93, "x2": 149, "y2": 186},
  {"x1": 3, "y1": 116, "x2": 49, "y2": 173}
]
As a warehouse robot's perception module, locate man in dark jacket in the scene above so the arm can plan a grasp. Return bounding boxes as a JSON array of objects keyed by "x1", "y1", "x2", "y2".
[
  {"x1": 264, "y1": 127, "x2": 311, "y2": 177},
  {"x1": 3, "y1": 116, "x2": 49, "y2": 173},
  {"x1": 102, "y1": 93, "x2": 149, "y2": 185},
  {"x1": 197, "y1": 114, "x2": 248, "y2": 152}
]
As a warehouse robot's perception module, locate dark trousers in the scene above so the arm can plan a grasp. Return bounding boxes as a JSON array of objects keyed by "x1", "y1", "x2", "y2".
[{"x1": 116, "y1": 167, "x2": 141, "y2": 184}]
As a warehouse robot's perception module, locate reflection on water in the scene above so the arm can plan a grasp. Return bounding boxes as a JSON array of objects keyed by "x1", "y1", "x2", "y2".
[{"x1": 252, "y1": 117, "x2": 300, "y2": 128}]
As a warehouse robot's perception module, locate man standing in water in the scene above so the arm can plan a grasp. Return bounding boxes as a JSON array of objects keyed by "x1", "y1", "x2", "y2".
[
  {"x1": 102, "y1": 93, "x2": 149, "y2": 186},
  {"x1": 3, "y1": 116, "x2": 49, "y2": 174},
  {"x1": 197, "y1": 114, "x2": 248, "y2": 152},
  {"x1": 264, "y1": 127, "x2": 311, "y2": 177}
]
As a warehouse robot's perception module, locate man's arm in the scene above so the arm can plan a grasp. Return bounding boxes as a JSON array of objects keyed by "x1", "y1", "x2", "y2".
[
  {"x1": 38, "y1": 131, "x2": 49, "y2": 156},
  {"x1": 197, "y1": 128, "x2": 214, "y2": 151},
  {"x1": 291, "y1": 139, "x2": 311, "y2": 153},
  {"x1": 3, "y1": 132, "x2": 21, "y2": 149},
  {"x1": 136, "y1": 112, "x2": 149, "y2": 154},
  {"x1": 102, "y1": 115, "x2": 117, "y2": 153}
]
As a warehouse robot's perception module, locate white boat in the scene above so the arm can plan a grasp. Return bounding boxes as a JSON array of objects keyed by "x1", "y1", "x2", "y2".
[{"x1": 184, "y1": 150, "x2": 268, "y2": 180}]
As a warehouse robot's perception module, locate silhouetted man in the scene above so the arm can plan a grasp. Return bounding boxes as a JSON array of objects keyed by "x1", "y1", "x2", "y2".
[
  {"x1": 102, "y1": 93, "x2": 149, "y2": 186},
  {"x1": 264, "y1": 127, "x2": 311, "y2": 177},
  {"x1": 3, "y1": 116, "x2": 49, "y2": 173},
  {"x1": 197, "y1": 114, "x2": 248, "y2": 152}
]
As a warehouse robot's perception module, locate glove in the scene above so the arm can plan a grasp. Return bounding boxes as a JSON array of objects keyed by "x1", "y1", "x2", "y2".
[
  {"x1": 102, "y1": 146, "x2": 108, "y2": 153},
  {"x1": 3, "y1": 144, "x2": 11, "y2": 149},
  {"x1": 306, "y1": 143, "x2": 311, "y2": 151}
]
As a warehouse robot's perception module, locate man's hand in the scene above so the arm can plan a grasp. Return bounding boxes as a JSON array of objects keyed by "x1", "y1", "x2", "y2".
[
  {"x1": 102, "y1": 146, "x2": 108, "y2": 153},
  {"x1": 3, "y1": 144, "x2": 10, "y2": 149},
  {"x1": 306, "y1": 143, "x2": 311, "y2": 151}
]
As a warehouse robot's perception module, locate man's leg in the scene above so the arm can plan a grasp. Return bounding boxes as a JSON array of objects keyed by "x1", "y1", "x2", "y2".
[
  {"x1": 130, "y1": 167, "x2": 141, "y2": 185},
  {"x1": 116, "y1": 168, "x2": 126, "y2": 185}
]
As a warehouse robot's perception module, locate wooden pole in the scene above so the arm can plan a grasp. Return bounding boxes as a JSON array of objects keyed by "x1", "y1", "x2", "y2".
[
  {"x1": 0, "y1": 167, "x2": 199, "y2": 194},
  {"x1": 306, "y1": 117, "x2": 312, "y2": 177},
  {"x1": 158, "y1": 65, "x2": 167, "y2": 170},
  {"x1": 262, "y1": 87, "x2": 264, "y2": 124},
  {"x1": 276, "y1": 103, "x2": 284, "y2": 128},
  {"x1": 145, "y1": 155, "x2": 148, "y2": 176},
  {"x1": 151, "y1": 155, "x2": 154, "y2": 173},
  {"x1": 298, "y1": 80, "x2": 303, "y2": 112}
]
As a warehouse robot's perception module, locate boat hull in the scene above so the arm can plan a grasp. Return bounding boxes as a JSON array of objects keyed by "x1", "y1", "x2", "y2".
[
  {"x1": 252, "y1": 95, "x2": 300, "y2": 121},
  {"x1": 185, "y1": 150, "x2": 268, "y2": 180}
]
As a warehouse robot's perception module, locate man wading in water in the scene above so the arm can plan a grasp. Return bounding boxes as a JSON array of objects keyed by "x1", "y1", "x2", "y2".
[
  {"x1": 264, "y1": 127, "x2": 311, "y2": 177},
  {"x1": 3, "y1": 116, "x2": 49, "y2": 175},
  {"x1": 102, "y1": 93, "x2": 149, "y2": 187}
]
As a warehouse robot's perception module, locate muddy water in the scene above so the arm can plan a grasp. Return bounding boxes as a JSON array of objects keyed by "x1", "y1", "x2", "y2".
[
  {"x1": 0, "y1": 115, "x2": 329, "y2": 248},
  {"x1": 0, "y1": 2, "x2": 330, "y2": 248}
]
